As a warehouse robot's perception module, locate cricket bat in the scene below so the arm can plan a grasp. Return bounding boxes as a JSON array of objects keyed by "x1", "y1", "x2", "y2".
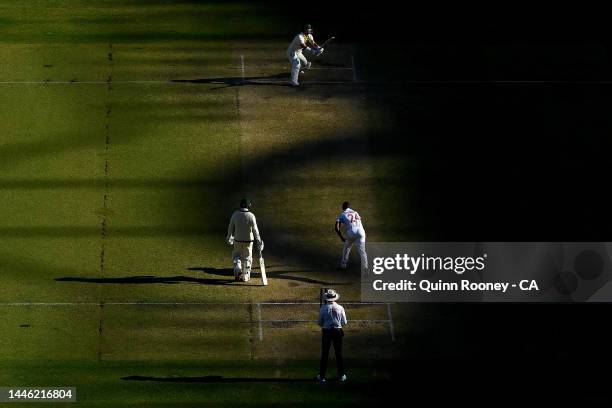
[
  {"x1": 259, "y1": 254, "x2": 268, "y2": 286},
  {"x1": 320, "y1": 36, "x2": 335, "y2": 47}
]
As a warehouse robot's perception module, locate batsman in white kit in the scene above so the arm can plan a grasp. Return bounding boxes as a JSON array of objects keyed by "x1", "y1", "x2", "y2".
[
  {"x1": 226, "y1": 198, "x2": 263, "y2": 282},
  {"x1": 287, "y1": 24, "x2": 323, "y2": 87},
  {"x1": 335, "y1": 201, "x2": 368, "y2": 271}
]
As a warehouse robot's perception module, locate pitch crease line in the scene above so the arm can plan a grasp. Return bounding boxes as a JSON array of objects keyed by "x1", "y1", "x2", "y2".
[
  {"x1": 0, "y1": 301, "x2": 389, "y2": 306},
  {"x1": 3, "y1": 80, "x2": 612, "y2": 85}
]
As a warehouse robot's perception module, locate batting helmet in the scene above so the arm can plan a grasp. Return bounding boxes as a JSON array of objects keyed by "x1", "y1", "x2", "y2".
[{"x1": 240, "y1": 198, "x2": 252, "y2": 209}]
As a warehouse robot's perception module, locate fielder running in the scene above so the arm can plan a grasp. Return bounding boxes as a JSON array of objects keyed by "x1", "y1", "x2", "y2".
[
  {"x1": 227, "y1": 198, "x2": 263, "y2": 282},
  {"x1": 287, "y1": 24, "x2": 323, "y2": 86},
  {"x1": 335, "y1": 201, "x2": 368, "y2": 272}
]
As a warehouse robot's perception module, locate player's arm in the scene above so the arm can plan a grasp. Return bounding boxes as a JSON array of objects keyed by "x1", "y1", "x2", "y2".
[
  {"x1": 340, "y1": 306, "x2": 347, "y2": 326},
  {"x1": 305, "y1": 37, "x2": 318, "y2": 48},
  {"x1": 335, "y1": 220, "x2": 346, "y2": 242},
  {"x1": 251, "y1": 214, "x2": 263, "y2": 249},
  {"x1": 226, "y1": 214, "x2": 235, "y2": 244},
  {"x1": 299, "y1": 35, "x2": 311, "y2": 50}
]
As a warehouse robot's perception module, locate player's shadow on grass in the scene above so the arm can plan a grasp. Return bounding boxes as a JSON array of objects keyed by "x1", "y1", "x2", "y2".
[
  {"x1": 121, "y1": 375, "x2": 312, "y2": 383},
  {"x1": 55, "y1": 275, "x2": 237, "y2": 286},
  {"x1": 172, "y1": 73, "x2": 292, "y2": 88},
  {"x1": 188, "y1": 267, "x2": 349, "y2": 286}
]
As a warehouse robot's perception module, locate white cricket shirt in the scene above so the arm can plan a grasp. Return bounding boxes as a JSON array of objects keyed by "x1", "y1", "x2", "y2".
[{"x1": 336, "y1": 208, "x2": 366, "y2": 237}]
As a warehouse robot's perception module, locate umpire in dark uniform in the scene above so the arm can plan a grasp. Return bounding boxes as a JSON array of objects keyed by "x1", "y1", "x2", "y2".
[{"x1": 316, "y1": 289, "x2": 348, "y2": 383}]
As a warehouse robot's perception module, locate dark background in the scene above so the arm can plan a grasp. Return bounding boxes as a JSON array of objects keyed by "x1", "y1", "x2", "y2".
[
  {"x1": 125, "y1": 1, "x2": 611, "y2": 403},
  {"x1": 266, "y1": 1, "x2": 612, "y2": 403}
]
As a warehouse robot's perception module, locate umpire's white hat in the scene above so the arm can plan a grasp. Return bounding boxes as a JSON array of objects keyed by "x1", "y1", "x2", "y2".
[{"x1": 324, "y1": 289, "x2": 340, "y2": 302}]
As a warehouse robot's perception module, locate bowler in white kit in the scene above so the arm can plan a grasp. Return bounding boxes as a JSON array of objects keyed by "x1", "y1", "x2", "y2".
[{"x1": 335, "y1": 201, "x2": 368, "y2": 271}]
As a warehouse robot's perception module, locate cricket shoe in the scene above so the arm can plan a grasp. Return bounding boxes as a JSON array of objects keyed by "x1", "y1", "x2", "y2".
[
  {"x1": 315, "y1": 375, "x2": 326, "y2": 384},
  {"x1": 338, "y1": 374, "x2": 347, "y2": 382},
  {"x1": 290, "y1": 80, "x2": 299, "y2": 87}
]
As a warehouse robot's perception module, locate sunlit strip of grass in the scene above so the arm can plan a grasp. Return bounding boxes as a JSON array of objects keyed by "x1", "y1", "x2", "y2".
[{"x1": 0, "y1": 2, "x2": 287, "y2": 43}]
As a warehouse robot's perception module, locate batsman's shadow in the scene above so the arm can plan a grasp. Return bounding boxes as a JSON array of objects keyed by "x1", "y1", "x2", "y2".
[
  {"x1": 55, "y1": 275, "x2": 243, "y2": 286},
  {"x1": 172, "y1": 73, "x2": 292, "y2": 89},
  {"x1": 188, "y1": 266, "x2": 349, "y2": 286}
]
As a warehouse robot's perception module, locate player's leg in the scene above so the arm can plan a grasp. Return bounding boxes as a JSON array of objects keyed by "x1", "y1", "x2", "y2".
[
  {"x1": 356, "y1": 236, "x2": 368, "y2": 272},
  {"x1": 340, "y1": 236, "x2": 355, "y2": 269},
  {"x1": 298, "y1": 51, "x2": 311, "y2": 71},
  {"x1": 232, "y1": 244, "x2": 243, "y2": 281},
  {"x1": 319, "y1": 329, "x2": 333, "y2": 380},
  {"x1": 241, "y1": 242, "x2": 253, "y2": 282},
  {"x1": 289, "y1": 52, "x2": 301, "y2": 85},
  {"x1": 332, "y1": 329, "x2": 345, "y2": 379}
]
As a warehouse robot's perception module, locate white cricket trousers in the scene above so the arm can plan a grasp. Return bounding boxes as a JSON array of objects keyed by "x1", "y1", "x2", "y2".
[
  {"x1": 232, "y1": 242, "x2": 253, "y2": 280},
  {"x1": 341, "y1": 234, "x2": 367, "y2": 270},
  {"x1": 288, "y1": 50, "x2": 308, "y2": 83}
]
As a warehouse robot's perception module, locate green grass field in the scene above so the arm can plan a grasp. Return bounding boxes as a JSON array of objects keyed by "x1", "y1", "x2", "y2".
[
  {"x1": 6, "y1": 2, "x2": 612, "y2": 406},
  {"x1": 0, "y1": 2, "x2": 424, "y2": 406}
]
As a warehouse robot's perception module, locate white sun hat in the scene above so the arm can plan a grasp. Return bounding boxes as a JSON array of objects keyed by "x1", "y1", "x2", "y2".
[{"x1": 324, "y1": 289, "x2": 340, "y2": 302}]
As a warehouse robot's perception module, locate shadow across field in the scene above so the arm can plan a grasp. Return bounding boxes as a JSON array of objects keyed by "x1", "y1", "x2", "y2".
[
  {"x1": 172, "y1": 72, "x2": 291, "y2": 88},
  {"x1": 55, "y1": 275, "x2": 236, "y2": 285},
  {"x1": 121, "y1": 375, "x2": 312, "y2": 383},
  {"x1": 188, "y1": 266, "x2": 349, "y2": 286},
  {"x1": 54, "y1": 267, "x2": 349, "y2": 286}
]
